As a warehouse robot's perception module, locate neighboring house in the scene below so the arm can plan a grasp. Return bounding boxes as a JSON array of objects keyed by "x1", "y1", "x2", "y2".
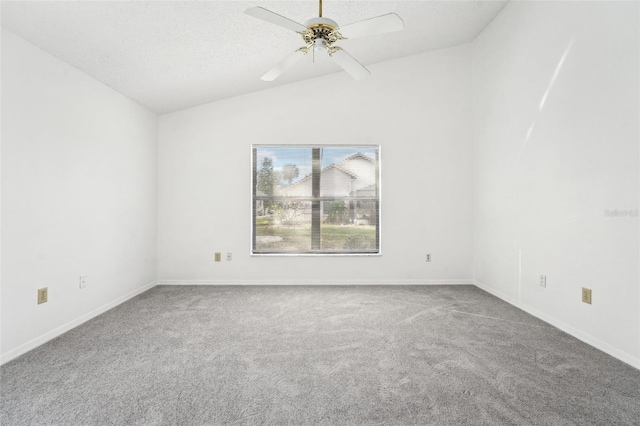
[
  {"x1": 277, "y1": 153, "x2": 376, "y2": 197},
  {"x1": 275, "y1": 153, "x2": 377, "y2": 224}
]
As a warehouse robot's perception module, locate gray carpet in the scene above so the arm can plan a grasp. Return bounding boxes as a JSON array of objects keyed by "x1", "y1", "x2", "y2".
[{"x1": 1, "y1": 285, "x2": 639, "y2": 425}]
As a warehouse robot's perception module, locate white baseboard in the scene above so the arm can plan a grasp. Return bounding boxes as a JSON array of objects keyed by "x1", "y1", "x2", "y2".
[
  {"x1": 157, "y1": 279, "x2": 475, "y2": 286},
  {"x1": 1, "y1": 280, "x2": 157, "y2": 365},
  {"x1": 473, "y1": 280, "x2": 640, "y2": 371}
]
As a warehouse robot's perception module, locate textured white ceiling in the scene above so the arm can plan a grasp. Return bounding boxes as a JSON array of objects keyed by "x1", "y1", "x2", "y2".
[{"x1": 1, "y1": 1, "x2": 508, "y2": 114}]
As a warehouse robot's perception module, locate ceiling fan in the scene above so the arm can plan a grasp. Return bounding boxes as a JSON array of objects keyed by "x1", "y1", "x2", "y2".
[{"x1": 245, "y1": 0, "x2": 404, "y2": 81}]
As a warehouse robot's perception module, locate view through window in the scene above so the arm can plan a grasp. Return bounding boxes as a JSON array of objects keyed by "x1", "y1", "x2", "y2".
[{"x1": 252, "y1": 145, "x2": 380, "y2": 254}]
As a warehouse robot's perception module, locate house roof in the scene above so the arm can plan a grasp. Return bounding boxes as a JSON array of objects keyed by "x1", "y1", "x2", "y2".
[
  {"x1": 278, "y1": 152, "x2": 374, "y2": 191},
  {"x1": 279, "y1": 164, "x2": 357, "y2": 190},
  {"x1": 353, "y1": 184, "x2": 376, "y2": 193},
  {"x1": 342, "y1": 153, "x2": 376, "y2": 164}
]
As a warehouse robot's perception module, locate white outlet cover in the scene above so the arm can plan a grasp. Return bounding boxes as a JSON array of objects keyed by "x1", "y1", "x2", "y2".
[{"x1": 539, "y1": 275, "x2": 546, "y2": 287}]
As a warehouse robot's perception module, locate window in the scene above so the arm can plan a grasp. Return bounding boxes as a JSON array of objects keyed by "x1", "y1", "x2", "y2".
[{"x1": 252, "y1": 145, "x2": 380, "y2": 255}]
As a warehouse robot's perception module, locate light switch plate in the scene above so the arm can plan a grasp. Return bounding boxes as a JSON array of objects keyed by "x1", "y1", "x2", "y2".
[{"x1": 37, "y1": 287, "x2": 48, "y2": 304}]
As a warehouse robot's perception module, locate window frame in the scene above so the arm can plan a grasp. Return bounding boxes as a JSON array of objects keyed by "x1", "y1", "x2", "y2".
[{"x1": 251, "y1": 144, "x2": 381, "y2": 256}]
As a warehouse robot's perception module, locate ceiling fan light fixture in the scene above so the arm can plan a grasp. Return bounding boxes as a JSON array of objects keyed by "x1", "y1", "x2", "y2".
[{"x1": 313, "y1": 38, "x2": 328, "y2": 52}]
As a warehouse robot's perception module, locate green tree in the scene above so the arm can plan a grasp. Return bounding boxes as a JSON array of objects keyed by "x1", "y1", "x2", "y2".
[
  {"x1": 257, "y1": 157, "x2": 275, "y2": 196},
  {"x1": 281, "y1": 163, "x2": 299, "y2": 185}
]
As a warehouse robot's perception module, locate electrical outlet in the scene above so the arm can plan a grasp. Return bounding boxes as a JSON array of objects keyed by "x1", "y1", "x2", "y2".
[
  {"x1": 215, "y1": 252, "x2": 221, "y2": 262},
  {"x1": 226, "y1": 252, "x2": 232, "y2": 261},
  {"x1": 539, "y1": 275, "x2": 547, "y2": 288},
  {"x1": 426, "y1": 254, "x2": 431, "y2": 262},
  {"x1": 37, "y1": 287, "x2": 48, "y2": 304},
  {"x1": 79, "y1": 275, "x2": 87, "y2": 289},
  {"x1": 582, "y1": 287, "x2": 592, "y2": 304}
]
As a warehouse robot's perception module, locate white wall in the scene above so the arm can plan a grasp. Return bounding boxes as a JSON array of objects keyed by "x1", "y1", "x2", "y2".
[
  {"x1": 472, "y1": 1, "x2": 639, "y2": 368},
  {"x1": 158, "y1": 45, "x2": 473, "y2": 284},
  {"x1": 1, "y1": 30, "x2": 158, "y2": 363}
]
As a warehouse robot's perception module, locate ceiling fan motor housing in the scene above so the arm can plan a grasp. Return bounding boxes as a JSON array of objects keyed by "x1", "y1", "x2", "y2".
[
  {"x1": 301, "y1": 17, "x2": 343, "y2": 47},
  {"x1": 303, "y1": 17, "x2": 338, "y2": 28}
]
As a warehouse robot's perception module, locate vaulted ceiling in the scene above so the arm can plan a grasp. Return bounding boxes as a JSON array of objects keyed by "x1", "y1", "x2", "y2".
[{"x1": 1, "y1": 1, "x2": 508, "y2": 114}]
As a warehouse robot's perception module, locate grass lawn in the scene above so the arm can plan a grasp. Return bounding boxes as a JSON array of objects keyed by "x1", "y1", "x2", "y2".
[{"x1": 256, "y1": 224, "x2": 376, "y2": 252}]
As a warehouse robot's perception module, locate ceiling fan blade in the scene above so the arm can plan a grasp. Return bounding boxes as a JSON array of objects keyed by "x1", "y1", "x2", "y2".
[
  {"x1": 330, "y1": 48, "x2": 370, "y2": 80},
  {"x1": 338, "y1": 13, "x2": 404, "y2": 39},
  {"x1": 245, "y1": 7, "x2": 308, "y2": 33},
  {"x1": 261, "y1": 49, "x2": 308, "y2": 81}
]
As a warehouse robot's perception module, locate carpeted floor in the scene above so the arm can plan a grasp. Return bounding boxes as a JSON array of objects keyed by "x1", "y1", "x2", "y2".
[{"x1": 1, "y1": 285, "x2": 639, "y2": 425}]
